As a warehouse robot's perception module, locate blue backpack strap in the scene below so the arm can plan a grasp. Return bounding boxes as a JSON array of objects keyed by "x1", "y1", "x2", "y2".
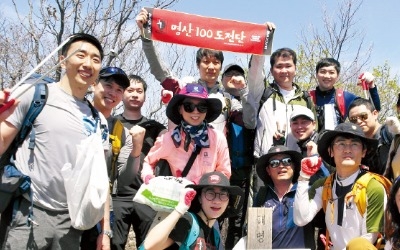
[{"x1": 14, "y1": 83, "x2": 48, "y2": 226}]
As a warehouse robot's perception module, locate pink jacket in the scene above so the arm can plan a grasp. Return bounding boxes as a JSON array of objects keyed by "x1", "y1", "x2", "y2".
[{"x1": 141, "y1": 127, "x2": 231, "y2": 184}]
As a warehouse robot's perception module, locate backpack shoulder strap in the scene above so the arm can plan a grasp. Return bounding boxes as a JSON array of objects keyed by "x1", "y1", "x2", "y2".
[
  {"x1": 380, "y1": 124, "x2": 394, "y2": 146},
  {"x1": 321, "y1": 173, "x2": 334, "y2": 213},
  {"x1": 302, "y1": 90, "x2": 314, "y2": 110},
  {"x1": 309, "y1": 89, "x2": 316, "y2": 105},
  {"x1": 258, "y1": 85, "x2": 274, "y2": 115},
  {"x1": 334, "y1": 88, "x2": 345, "y2": 118},
  {"x1": 254, "y1": 186, "x2": 268, "y2": 207},
  {"x1": 180, "y1": 212, "x2": 200, "y2": 250},
  {"x1": 110, "y1": 119, "x2": 124, "y2": 186},
  {"x1": 353, "y1": 172, "x2": 392, "y2": 215}
]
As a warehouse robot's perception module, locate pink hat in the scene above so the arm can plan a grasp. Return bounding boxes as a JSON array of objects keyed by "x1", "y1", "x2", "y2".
[{"x1": 166, "y1": 83, "x2": 222, "y2": 124}]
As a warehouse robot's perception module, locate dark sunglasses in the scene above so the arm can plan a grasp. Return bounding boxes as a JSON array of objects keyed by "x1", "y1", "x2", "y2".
[
  {"x1": 349, "y1": 112, "x2": 368, "y2": 123},
  {"x1": 182, "y1": 102, "x2": 208, "y2": 113},
  {"x1": 99, "y1": 67, "x2": 127, "y2": 76},
  {"x1": 269, "y1": 157, "x2": 292, "y2": 168}
]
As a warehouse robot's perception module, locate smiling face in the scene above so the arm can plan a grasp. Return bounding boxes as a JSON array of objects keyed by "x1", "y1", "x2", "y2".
[
  {"x1": 270, "y1": 56, "x2": 296, "y2": 90},
  {"x1": 316, "y1": 65, "x2": 339, "y2": 91},
  {"x1": 266, "y1": 153, "x2": 294, "y2": 183},
  {"x1": 329, "y1": 136, "x2": 366, "y2": 173},
  {"x1": 93, "y1": 78, "x2": 124, "y2": 114},
  {"x1": 60, "y1": 41, "x2": 102, "y2": 88},
  {"x1": 290, "y1": 116, "x2": 316, "y2": 141},
  {"x1": 179, "y1": 98, "x2": 207, "y2": 126},
  {"x1": 348, "y1": 104, "x2": 379, "y2": 137},
  {"x1": 200, "y1": 186, "x2": 229, "y2": 219}
]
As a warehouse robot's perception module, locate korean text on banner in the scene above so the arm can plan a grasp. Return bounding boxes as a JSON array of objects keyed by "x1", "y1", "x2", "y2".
[{"x1": 142, "y1": 7, "x2": 274, "y2": 55}]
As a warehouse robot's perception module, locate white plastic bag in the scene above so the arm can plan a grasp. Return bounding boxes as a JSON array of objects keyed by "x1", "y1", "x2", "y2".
[
  {"x1": 61, "y1": 132, "x2": 109, "y2": 230},
  {"x1": 133, "y1": 176, "x2": 193, "y2": 212}
]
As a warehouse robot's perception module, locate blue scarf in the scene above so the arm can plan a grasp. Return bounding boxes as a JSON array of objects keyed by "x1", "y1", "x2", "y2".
[{"x1": 171, "y1": 121, "x2": 210, "y2": 152}]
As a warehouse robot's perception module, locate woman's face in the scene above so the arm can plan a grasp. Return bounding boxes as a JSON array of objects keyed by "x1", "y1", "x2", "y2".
[
  {"x1": 200, "y1": 186, "x2": 229, "y2": 219},
  {"x1": 179, "y1": 98, "x2": 207, "y2": 126}
]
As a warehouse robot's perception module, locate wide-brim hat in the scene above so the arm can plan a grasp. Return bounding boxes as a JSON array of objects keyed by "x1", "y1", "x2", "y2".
[
  {"x1": 99, "y1": 67, "x2": 130, "y2": 89},
  {"x1": 317, "y1": 122, "x2": 379, "y2": 167},
  {"x1": 186, "y1": 172, "x2": 244, "y2": 218},
  {"x1": 166, "y1": 83, "x2": 222, "y2": 124},
  {"x1": 256, "y1": 145, "x2": 303, "y2": 184}
]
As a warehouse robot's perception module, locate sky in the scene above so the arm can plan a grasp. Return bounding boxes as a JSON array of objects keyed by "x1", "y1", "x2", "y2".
[{"x1": 169, "y1": 0, "x2": 400, "y2": 76}]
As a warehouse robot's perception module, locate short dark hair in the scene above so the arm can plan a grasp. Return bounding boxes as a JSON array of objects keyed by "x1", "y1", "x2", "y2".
[
  {"x1": 61, "y1": 33, "x2": 103, "y2": 60},
  {"x1": 316, "y1": 58, "x2": 341, "y2": 74},
  {"x1": 128, "y1": 74, "x2": 147, "y2": 92},
  {"x1": 270, "y1": 48, "x2": 297, "y2": 68},
  {"x1": 348, "y1": 98, "x2": 376, "y2": 115},
  {"x1": 195, "y1": 48, "x2": 224, "y2": 66}
]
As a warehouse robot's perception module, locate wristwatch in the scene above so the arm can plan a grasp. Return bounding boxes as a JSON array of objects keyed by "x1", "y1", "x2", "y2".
[{"x1": 102, "y1": 229, "x2": 113, "y2": 239}]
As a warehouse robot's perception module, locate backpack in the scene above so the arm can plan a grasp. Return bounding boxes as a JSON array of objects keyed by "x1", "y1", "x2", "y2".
[
  {"x1": 0, "y1": 83, "x2": 48, "y2": 217},
  {"x1": 321, "y1": 171, "x2": 391, "y2": 249},
  {"x1": 138, "y1": 212, "x2": 221, "y2": 250},
  {"x1": 309, "y1": 88, "x2": 345, "y2": 119},
  {"x1": 322, "y1": 171, "x2": 391, "y2": 220}
]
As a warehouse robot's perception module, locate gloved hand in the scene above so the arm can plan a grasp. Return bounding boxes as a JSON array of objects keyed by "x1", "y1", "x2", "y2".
[
  {"x1": 386, "y1": 116, "x2": 400, "y2": 135},
  {"x1": 175, "y1": 187, "x2": 196, "y2": 215},
  {"x1": 161, "y1": 89, "x2": 173, "y2": 105},
  {"x1": 358, "y1": 72, "x2": 375, "y2": 88},
  {"x1": 143, "y1": 174, "x2": 155, "y2": 185},
  {"x1": 161, "y1": 78, "x2": 181, "y2": 94},
  {"x1": 300, "y1": 156, "x2": 322, "y2": 179}
]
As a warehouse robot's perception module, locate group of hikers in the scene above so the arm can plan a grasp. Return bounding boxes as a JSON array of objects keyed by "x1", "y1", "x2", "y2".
[{"x1": 1, "y1": 7, "x2": 400, "y2": 250}]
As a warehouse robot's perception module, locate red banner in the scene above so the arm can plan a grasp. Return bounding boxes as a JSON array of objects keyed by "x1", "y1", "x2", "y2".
[{"x1": 142, "y1": 7, "x2": 274, "y2": 55}]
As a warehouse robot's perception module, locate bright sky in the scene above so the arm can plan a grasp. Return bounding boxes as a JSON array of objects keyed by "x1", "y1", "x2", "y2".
[{"x1": 171, "y1": 0, "x2": 400, "y2": 76}]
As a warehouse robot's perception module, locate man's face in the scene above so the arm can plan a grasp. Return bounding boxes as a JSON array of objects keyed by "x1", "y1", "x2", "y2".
[
  {"x1": 290, "y1": 116, "x2": 316, "y2": 141},
  {"x1": 270, "y1": 56, "x2": 296, "y2": 89},
  {"x1": 266, "y1": 153, "x2": 294, "y2": 183},
  {"x1": 198, "y1": 55, "x2": 222, "y2": 87},
  {"x1": 316, "y1": 65, "x2": 339, "y2": 91},
  {"x1": 329, "y1": 136, "x2": 366, "y2": 169},
  {"x1": 348, "y1": 105, "x2": 378, "y2": 136},
  {"x1": 123, "y1": 80, "x2": 145, "y2": 111},
  {"x1": 60, "y1": 41, "x2": 102, "y2": 87},
  {"x1": 221, "y1": 70, "x2": 244, "y2": 95},
  {"x1": 93, "y1": 79, "x2": 124, "y2": 113}
]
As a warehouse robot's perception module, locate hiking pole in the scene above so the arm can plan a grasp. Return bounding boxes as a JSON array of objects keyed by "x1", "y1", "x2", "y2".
[
  {"x1": 358, "y1": 73, "x2": 370, "y2": 100},
  {"x1": 0, "y1": 35, "x2": 77, "y2": 113}
]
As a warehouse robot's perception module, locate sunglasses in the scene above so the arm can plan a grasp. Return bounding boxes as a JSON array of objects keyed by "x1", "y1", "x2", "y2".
[
  {"x1": 182, "y1": 102, "x2": 208, "y2": 113},
  {"x1": 269, "y1": 157, "x2": 292, "y2": 168},
  {"x1": 203, "y1": 189, "x2": 229, "y2": 201},
  {"x1": 349, "y1": 112, "x2": 368, "y2": 123},
  {"x1": 99, "y1": 67, "x2": 127, "y2": 76}
]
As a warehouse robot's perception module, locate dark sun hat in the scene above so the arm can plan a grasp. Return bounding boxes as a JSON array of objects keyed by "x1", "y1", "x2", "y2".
[
  {"x1": 317, "y1": 122, "x2": 378, "y2": 167},
  {"x1": 186, "y1": 172, "x2": 244, "y2": 218},
  {"x1": 256, "y1": 145, "x2": 303, "y2": 184},
  {"x1": 166, "y1": 83, "x2": 222, "y2": 124}
]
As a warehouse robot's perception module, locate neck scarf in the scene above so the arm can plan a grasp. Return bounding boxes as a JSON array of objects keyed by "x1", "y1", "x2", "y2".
[{"x1": 171, "y1": 120, "x2": 210, "y2": 152}]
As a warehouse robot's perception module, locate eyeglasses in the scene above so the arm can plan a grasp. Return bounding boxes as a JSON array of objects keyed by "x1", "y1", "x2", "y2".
[
  {"x1": 333, "y1": 142, "x2": 363, "y2": 151},
  {"x1": 99, "y1": 67, "x2": 127, "y2": 77},
  {"x1": 182, "y1": 102, "x2": 208, "y2": 113},
  {"x1": 203, "y1": 189, "x2": 229, "y2": 201},
  {"x1": 269, "y1": 157, "x2": 292, "y2": 168},
  {"x1": 349, "y1": 112, "x2": 368, "y2": 123}
]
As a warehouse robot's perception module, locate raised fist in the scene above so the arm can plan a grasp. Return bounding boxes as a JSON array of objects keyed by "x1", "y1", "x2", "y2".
[
  {"x1": 161, "y1": 89, "x2": 173, "y2": 105},
  {"x1": 175, "y1": 188, "x2": 196, "y2": 215},
  {"x1": 386, "y1": 116, "x2": 400, "y2": 135},
  {"x1": 300, "y1": 156, "x2": 322, "y2": 179}
]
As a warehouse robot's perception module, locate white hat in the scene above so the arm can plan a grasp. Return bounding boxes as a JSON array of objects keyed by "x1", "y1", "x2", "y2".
[{"x1": 290, "y1": 106, "x2": 315, "y2": 121}]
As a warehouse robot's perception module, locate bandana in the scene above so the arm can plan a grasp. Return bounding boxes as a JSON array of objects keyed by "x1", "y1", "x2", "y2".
[{"x1": 171, "y1": 121, "x2": 210, "y2": 152}]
